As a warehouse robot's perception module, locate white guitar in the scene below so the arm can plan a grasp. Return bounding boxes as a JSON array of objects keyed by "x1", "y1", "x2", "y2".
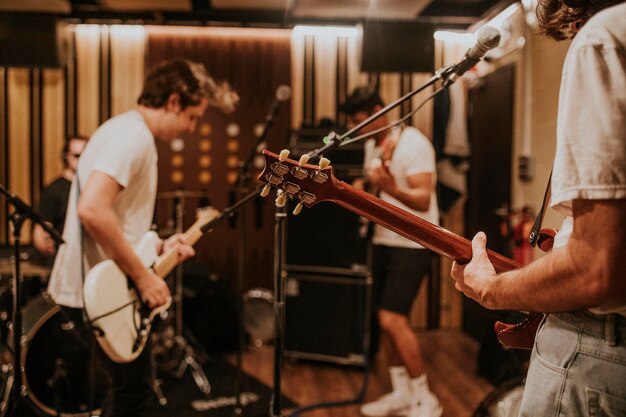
[{"x1": 83, "y1": 206, "x2": 221, "y2": 363}]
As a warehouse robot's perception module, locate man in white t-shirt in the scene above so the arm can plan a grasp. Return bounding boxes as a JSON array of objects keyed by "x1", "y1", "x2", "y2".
[
  {"x1": 47, "y1": 59, "x2": 237, "y2": 417},
  {"x1": 451, "y1": 1, "x2": 626, "y2": 415},
  {"x1": 341, "y1": 87, "x2": 442, "y2": 417}
]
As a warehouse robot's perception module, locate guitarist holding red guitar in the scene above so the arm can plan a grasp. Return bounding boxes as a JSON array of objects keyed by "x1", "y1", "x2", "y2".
[
  {"x1": 451, "y1": 0, "x2": 626, "y2": 415},
  {"x1": 340, "y1": 87, "x2": 443, "y2": 417},
  {"x1": 46, "y1": 59, "x2": 237, "y2": 417}
]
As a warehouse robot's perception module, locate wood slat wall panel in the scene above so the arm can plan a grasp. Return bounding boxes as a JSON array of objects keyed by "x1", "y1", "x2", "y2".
[
  {"x1": 290, "y1": 31, "x2": 305, "y2": 130},
  {"x1": 1, "y1": 68, "x2": 7, "y2": 243},
  {"x1": 110, "y1": 25, "x2": 146, "y2": 117},
  {"x1": 42, "y1": 69, "x2": 66, "y2": 186},
  {"x1": 75, "y1": 25, "x2": 101, "y2": 138},
  {"x1": 146, "y1": 26, "x2": 292, "y2": 291},
  {"x1": 313, "y1": 36, "x2": 338, "y2": 123},
  {"x1": 7, "y1": 68, "x2": 32, "y2": 242},
  {"x1": 411, "y1": 73, "x2": 435, "y2": 140}
]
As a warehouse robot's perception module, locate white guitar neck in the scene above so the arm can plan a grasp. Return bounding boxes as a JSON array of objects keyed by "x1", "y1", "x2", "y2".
[{"x1": 153, "y1": 207, "x2": 219, "y2": 277}]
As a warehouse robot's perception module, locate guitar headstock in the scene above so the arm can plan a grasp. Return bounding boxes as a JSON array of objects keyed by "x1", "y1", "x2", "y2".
[{"x1": 258, "y1": 149, "x2": 339, "y2": 215}]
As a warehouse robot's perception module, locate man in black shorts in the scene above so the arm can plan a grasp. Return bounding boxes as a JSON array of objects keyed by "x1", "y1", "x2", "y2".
[{"x1": 341, "y1": 87, "x2": 442, "y2": 417}]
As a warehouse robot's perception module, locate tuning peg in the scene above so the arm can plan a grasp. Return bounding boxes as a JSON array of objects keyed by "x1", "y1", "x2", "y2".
[
  {"x1": 279, "y1": 149, "x2": 290, "y2": 162},
  {"x1": 298, "y1": 154, "x2": 310, "y2": 166},
  {"x1": 260, "y1": 184, "x2": 271, "y2": 197},
  {"x1": 319, "y1": 157, "x2": 330, "y2": 169},
  {"x1": 293, "y1": 201, "x2": 304, "y2": 215},
  {"x1": 275, "y1": 192, "x2": 287, "y2": 207}
]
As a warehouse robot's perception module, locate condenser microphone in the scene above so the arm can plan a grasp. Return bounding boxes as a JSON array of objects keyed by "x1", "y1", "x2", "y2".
[
  {"x1": 265, "y1": 84, "x2": 292, "y2": 123},
  {"x1": 452, "y1": 26, "x2": 501, "y2": 77},
  {"x1": 275, "y1": 84, "x2": 292, "y2": 103}
]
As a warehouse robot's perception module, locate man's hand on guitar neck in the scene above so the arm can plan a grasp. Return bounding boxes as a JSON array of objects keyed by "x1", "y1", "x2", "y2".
[
  {"x1": 450, "y1": 232, "x2": 498, "y2": 309},
  {"x1": 159, "y1": 233, "x2": 196, "y2": 261}
]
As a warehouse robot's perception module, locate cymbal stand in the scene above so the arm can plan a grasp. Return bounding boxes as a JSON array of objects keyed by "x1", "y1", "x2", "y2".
[
  {"x1": 159, "y1": 191, "x2": 211, "y2": 399},
  {"x1": 0, "y1": 184, "x2": 63, "y2": 416},
  {"x1": 173, "y1": 192, "x2": 211, "y2": 393}
]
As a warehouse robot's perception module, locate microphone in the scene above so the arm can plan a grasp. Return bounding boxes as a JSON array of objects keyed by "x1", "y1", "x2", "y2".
[
  {"x1": 275, "y1": 84, "x2": 292, "y2": 103},
  {"x1": 452, "y1": 26, "x2": 501, "y2": 77},
  {"x1": 265, "y1": 84, "x2": 292, "y2": 123}
]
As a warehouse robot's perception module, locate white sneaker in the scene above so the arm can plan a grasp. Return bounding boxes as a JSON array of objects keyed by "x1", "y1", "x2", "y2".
[
  {"x1": 408, "y1": 390, "x2": 442, "y2": 417},
  {"x1": 360, "y1": 392, "x2": 411, "y2": 417},
  {"x1": 361, "y1": 366, "x2": 412, "y2": 417},
  {"x1": 408, "y1": 376, "x2": 443, "y2": 417}
]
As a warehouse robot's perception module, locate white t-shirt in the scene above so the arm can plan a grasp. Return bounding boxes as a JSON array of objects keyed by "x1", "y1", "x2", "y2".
[
  {"x1": 364, "y1": 126, "x2": 440, "y2": 249},
  {"x1": 550, "y1": 3, "x2": 626, "y2": 315},
  {"x1": 48, "y1": 110, "x2": 158, "y2": 308}
]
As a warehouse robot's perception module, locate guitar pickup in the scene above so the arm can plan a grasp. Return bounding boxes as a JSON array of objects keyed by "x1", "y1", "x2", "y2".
[
  {"x1": 291, "y1": 166, "x2": 308, "y2": 180},
  {"x1": 270, "y1": 162, "x2": 290, "y2": 176},
  {"x1": 311, "y1": 171, "x2": 328, "y2": 183},
  {"x1": 300, "y1": 192, "x2": 316, "y2": 205},
  {"x1": 265, "y1": 172, "x2": 284, "y2": 186},
  {"x1": 283, "y1": 182, "x2": 300, "y2": 195}
]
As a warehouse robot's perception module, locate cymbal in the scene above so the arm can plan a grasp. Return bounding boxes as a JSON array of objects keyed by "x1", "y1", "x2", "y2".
[
  {"x1": 157, "y1": 190, "x2": 210, "y2": 200},
  {"x1": 0, "y1": 258, "x2": 51, "y2": 277}
]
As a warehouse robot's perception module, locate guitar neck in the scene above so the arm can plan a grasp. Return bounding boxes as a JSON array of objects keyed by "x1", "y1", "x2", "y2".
[
  {"x1": 330, "y1": 180, "x2": 521, "y2": 273},
  {"x1": 152, "y1": 210, "x2": 217, "y2": 278}
]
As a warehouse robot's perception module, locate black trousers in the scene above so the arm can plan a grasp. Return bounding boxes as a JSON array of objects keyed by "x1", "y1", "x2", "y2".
[{"x1": 58, "y1": 306, "x2": 164, "y2": 417}]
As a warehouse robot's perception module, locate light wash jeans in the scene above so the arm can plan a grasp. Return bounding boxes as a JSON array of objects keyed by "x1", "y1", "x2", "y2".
[{"x1": 518, "y1": 311, "x2": 626, "y2": 417}]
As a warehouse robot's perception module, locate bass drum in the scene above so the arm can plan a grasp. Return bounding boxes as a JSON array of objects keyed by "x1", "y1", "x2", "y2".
[{"x1": 20, "y1": 293, "x2": 107, "y2": 416}]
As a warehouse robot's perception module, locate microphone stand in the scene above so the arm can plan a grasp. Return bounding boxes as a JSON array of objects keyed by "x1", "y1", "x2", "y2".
[
  {"x1": 0, "y1": 183, "x2": 64, "y2": 416},
  {"x1": 227, "y1": 90, "x2": 289, "y2": 417},
  {"x1": 306, "y1": 67, "x2": 455, "y2": 160},
  {"x1": 229, "y1": 132, "x2": 273, "y2": 417}
]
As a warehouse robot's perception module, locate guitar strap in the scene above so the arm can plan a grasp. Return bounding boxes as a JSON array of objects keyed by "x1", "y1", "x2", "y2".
[
  {"x1": 528, "y1": 170, "x2": 552, "y2": 248},
  {"x1": 75, "y1": 175, "x2": 94, "y2": 324}
]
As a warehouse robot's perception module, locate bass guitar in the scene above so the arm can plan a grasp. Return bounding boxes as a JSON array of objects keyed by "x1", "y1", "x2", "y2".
[
  {"x1": 83, "y1": 206, "x2": 220, "y2": 363},
  {"x1": 258, "y1": 149, "x2": 548, "y2": 350}
]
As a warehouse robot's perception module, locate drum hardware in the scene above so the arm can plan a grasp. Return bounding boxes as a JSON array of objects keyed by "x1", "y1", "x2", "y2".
[
  {"x1": 153, "y1": 191, "x2": 211, "y2": 401},
  {"x1": 0, "y1": 361, "x2": 14, "y2": 417},
  {"x1": 242, "y1": 288, "x2": 275, "y2": 347},
  {"x1": 0, "y1": 183, "x2": 65, "y2": 417}
]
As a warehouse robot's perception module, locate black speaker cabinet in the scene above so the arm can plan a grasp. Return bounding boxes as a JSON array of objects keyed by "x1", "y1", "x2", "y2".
[{"x1": 284, "y1": 266, "x2": 371, "y2": 366}]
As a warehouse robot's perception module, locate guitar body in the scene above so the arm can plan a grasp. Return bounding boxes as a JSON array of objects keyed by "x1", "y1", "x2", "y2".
[{"x1": 83, "y1": 231, "x2": 170, "y2": 363}]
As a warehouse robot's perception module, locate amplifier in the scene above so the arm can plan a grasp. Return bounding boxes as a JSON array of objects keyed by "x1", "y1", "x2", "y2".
[{"x1": 284, "y1": 265, "x2": 371, "y2": 366}]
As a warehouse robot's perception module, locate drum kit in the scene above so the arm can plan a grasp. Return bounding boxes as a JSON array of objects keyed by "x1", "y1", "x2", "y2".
[
  {"x1": 0, "y1": 189, "x2": 212, "y2": 417},
  {"x1": 1, "y1": 259, "x2": 108, "y2": 416}
]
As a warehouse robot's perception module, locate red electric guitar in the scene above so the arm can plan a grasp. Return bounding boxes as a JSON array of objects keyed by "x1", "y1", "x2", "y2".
[{"x1": 258, "y1": 149, "x2": 554, "y2": 350}]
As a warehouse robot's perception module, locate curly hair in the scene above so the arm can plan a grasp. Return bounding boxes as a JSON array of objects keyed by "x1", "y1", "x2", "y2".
[
  {"x1": 138, "y1": 58, "x2": 238, "y2": 113},
  {"x1": 536, "y1": 0, "x2": 624, "y2": 40}
]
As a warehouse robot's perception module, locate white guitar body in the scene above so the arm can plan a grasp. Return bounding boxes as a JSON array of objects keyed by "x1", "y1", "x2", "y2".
[
  {"x1": 82, "y1": 206, "x2": 220, "y2": 363},
  {"x1": 83, "y1": 231, "x2": 170, "y2": 363}
]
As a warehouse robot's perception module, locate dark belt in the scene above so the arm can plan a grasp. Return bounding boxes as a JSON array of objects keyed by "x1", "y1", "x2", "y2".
[{"x1": 550, "y1": 311, "x2": 626, "y2": 347}]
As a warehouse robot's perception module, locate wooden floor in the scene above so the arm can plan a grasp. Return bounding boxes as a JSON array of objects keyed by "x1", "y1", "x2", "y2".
[{"x1": 226, "y1": 330, "x2": 493, "y2": 417}]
